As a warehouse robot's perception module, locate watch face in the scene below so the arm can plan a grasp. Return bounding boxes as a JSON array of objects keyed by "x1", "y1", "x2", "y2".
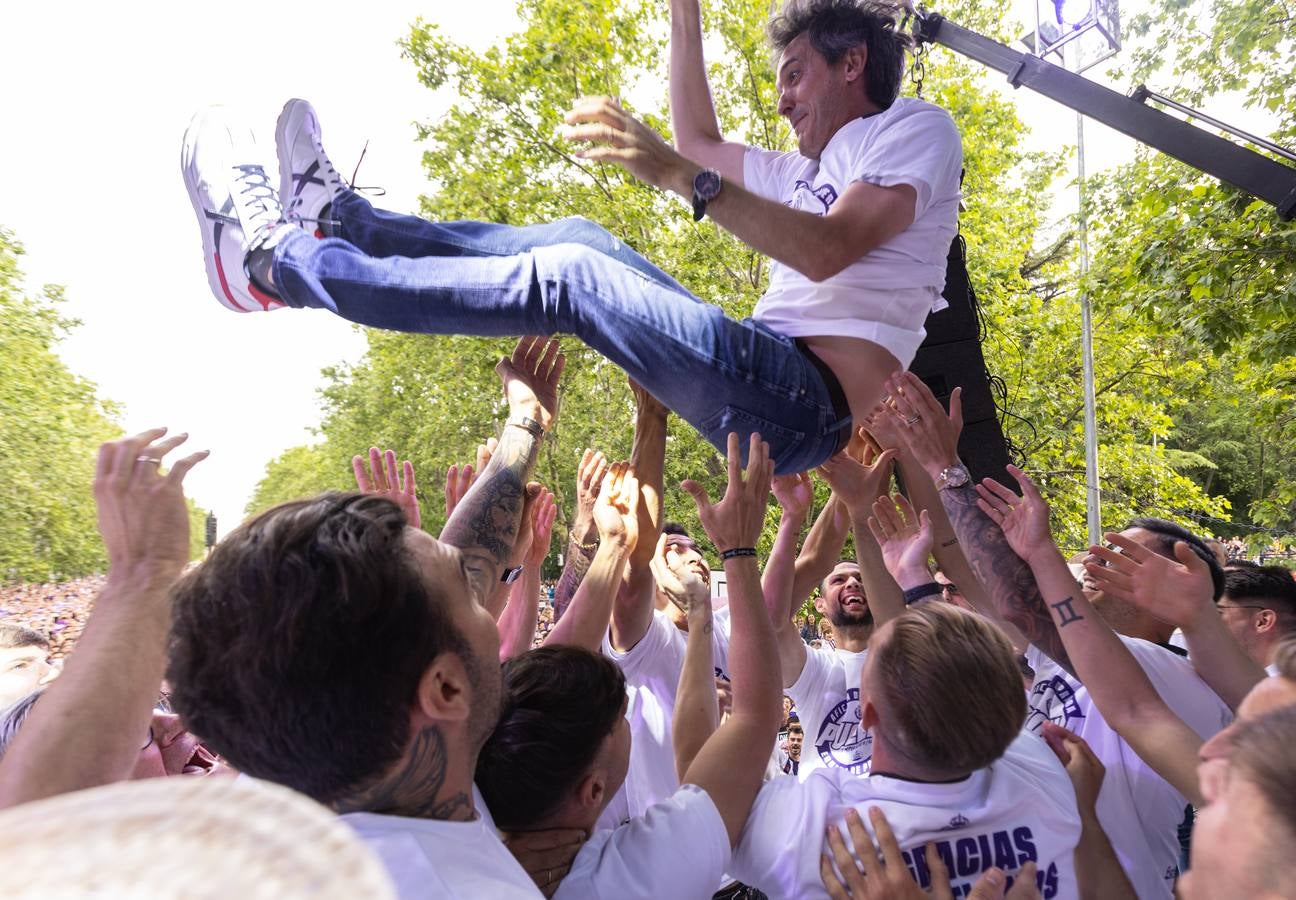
[
  {"x1": 943, "y1": 465, "x2": 970, "y2": 488},
  {"x1": 694, "y1": 168, "x2": 722, "y2": 201}
]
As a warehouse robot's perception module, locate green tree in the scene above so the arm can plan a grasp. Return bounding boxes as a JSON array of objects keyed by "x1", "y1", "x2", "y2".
[{"x1": 0, "y1": 229, "x2": 120, "y2": 581}]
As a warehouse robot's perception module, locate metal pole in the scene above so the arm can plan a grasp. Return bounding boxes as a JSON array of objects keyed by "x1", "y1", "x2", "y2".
[{"x1": 1076, "y1": 111, "x2": 1103, "y2": 546}]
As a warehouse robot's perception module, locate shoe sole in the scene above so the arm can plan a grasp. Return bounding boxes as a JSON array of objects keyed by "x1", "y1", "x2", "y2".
[{"x1": 181, "y1": 108, "x2": 257, "y2": 313}]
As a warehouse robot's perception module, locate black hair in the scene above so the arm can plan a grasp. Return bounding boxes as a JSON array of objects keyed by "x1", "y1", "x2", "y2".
[
  {"x1": 476, "y1": 646, "x2": 626, "y2": 830},
  {"x1": 1126, "y1": 517, "x2": 1226, "y2": 600},
  {"x1": 661, "y1": 522, "x2": 691, "y2": 538},
  {"x1": 1224, "y1": 567, "x2": 1296, "y2": 629},
  {"x1": 768, "y1": 0, "x2": 912, "y2": 109},
  {"x1": 167, "y1": 492, "x2": 472, "y2": 806}
]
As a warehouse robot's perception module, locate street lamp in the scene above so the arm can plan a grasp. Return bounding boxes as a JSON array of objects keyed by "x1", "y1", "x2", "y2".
[
  {"x1": 1036, "y1": 0, "x2": 1121, "y2": 70},
  {"x1": 1034, "y1": 0, "x2": 1120, "y2": 546}
]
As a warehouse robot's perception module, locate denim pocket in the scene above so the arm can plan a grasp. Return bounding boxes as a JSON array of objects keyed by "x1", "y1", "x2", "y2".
[{"x1": 699, "y1": 404, "x2": 806, "y2": 469}]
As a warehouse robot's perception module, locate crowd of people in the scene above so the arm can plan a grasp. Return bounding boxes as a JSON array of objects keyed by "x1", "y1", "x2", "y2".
[{"x1": 2, "y1": 0, "x2": 1295, "y2": 896}]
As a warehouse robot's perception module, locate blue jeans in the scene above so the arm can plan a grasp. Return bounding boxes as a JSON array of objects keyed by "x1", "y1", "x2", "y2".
[{"x1": 272, "y1": 190, "x2": 853, "y2": 473}]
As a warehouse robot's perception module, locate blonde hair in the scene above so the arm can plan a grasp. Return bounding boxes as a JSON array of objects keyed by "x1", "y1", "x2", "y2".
[{"x1": 873, "y1": 603, "x2": 1025, "y2": 774}]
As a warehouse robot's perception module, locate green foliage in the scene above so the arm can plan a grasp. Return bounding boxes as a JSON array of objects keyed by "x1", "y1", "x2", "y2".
[{"x1": 0, "y1": 228, "x2": 121, "y2": 581}]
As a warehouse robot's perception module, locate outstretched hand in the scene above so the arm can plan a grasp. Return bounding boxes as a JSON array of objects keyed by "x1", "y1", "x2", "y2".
[
  {"x1": 816, "y1": 447, "x2": 897, "y2": 518},
  {"x1": 1083, "y1": 533, "x2": 1215, "y2": 629},
  {"x1": 563, "y1": 96, "x2": 689, "y2": 195},
  {"x1": 525, "y1": 487, "x2": 559, "y2": 570},
  {"x1": 867, "y1": 493, "x2": 933, "y2": 589},
  {"x1": 772, "y1": 471, "x2": 814, "y2": 523},
  {"x1": 651, "y1": 532, "x2": 711, "y2": 615},
  {"x1": 881, "y1": 371, "x2": 963, "y2": 483},
  {"x1": 680, "y1": 432, "x2": 772, "y2": 555},
  {"x1": 1040, "y1": 723, "x2": 1106, "y2": 818},
  {"x1": 974, "y1": 465, "x2": 1057, "y2": 567},
  {"x1": 497, "y1": 337, "x2": 565, "y2": 431},
  {"x1": 592, "y1": 462, "x2": 641, "y2": 552},
  {"x1": 354, "y1": 447, "x2": 421, "y2": 529},
  {"x1": 95, "y1": 428, "x2": 208, "y2": 581}
]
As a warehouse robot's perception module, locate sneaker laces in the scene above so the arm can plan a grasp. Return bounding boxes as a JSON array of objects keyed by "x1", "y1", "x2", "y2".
[
  {"x1": 288, "y1": 140, "x2": 386, "y2": 229},
  {"x1": 232, "y1": 163, "x2": 281, "y2": 236}
]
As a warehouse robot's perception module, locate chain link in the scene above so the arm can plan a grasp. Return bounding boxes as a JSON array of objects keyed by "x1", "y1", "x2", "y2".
[{"x1": 911, "y1": 41, "x2": 929, "y2": 98}]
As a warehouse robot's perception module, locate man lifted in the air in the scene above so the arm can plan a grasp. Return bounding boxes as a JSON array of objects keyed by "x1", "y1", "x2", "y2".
[{"x1": 182, "y1": 0, "x2": 961, "y2": 473}]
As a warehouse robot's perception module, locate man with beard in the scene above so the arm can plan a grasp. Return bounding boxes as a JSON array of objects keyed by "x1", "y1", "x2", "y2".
[
  {"x1": 766, "y1": 445, "x2": 906, "y2": 780},
  {"x1": 167, "y1": 339, "x2": 563, "y2": 898}
]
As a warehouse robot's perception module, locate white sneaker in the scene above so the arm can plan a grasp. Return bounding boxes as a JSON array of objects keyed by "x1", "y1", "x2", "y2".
[
  {"x1": 181, "y1": 107, "x2": 287, "y2": 312},
  {"x1": 275, "y1": 98, "x2": 347, "y2": 235}
]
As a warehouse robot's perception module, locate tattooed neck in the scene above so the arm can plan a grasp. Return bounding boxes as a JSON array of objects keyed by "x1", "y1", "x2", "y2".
[{"x1": 335, "y1": 724, "x2": 475, "y2": 822}]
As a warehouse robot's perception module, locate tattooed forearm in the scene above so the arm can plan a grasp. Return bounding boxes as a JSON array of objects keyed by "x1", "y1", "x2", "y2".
[
  {"x1": 938, "y1": 485, "x2": 1076, "y2": 677},
  {"x1": 552, "y1": 539, "x2": 595, "y2": 622},
  {"x1": 440, "y1": 427, "x2": 541, "y2": 603},
  {"x1": 335, "y1": 725, "x2": 474, "y2": 822},
  {"x1": 1050, "y1": 596, "x2": 1085, "y2": 628}
]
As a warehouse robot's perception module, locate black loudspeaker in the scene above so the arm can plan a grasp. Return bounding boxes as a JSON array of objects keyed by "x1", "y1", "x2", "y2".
[{"x1": 908, "y1": 234, "x2": 1012, "y2": 484}]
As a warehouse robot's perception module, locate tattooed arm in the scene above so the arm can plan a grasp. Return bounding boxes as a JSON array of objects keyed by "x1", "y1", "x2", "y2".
[
  {"x1": 551, "y1": 449, "x2": 607, "y2": 621},
  {"x1": 882, "y1": 371, "x2": 1076, "y2": 676},
  {"x1": 441, "y1": 338, "x2": 565, "y2": 605},
  {"x1": 978, "y1": 466, "x2": 1204, "y2": 805}
]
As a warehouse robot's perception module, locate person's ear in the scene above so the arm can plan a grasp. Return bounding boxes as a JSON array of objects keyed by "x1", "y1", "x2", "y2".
[
  {"x1": 575, "y1": 770, "x2": 605, "y2": 811},
  {"x1": 1255, "y1": 609, "x2": 1277, "y2": 635},
  {"x1": 414, "y1": 652, "x2": 473, "y2": 724},
  {"x1": 842, "y1": 44, "x2": 868, "y2": 83}
]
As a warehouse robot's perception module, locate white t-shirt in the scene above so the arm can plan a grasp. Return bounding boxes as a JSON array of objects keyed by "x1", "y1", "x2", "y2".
[
  {"x1": 731, "y1": 732, "x2": 1081, "y2": 900},
  {"x1": 1025, "y1": 636, "x2": 1232, "y2": 899},
  {"x1": 344, "y1": 786, "x2": 541, "y2": 899},
  {"x1": 787, "y1": 643, "x2": 873, "y2": 779},
  {"x1": 598, "y1": 607, "x2": 731, "y2": 829},
  {"x1": 743, "y1": 98, "x2": 963, "y2": 366},
  {"x1": 555, "y1": 784, "x2": 730, "y2": 900}
]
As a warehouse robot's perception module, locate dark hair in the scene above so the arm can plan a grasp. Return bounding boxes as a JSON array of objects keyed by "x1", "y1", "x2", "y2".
[
  {"x1": 167, "y1": 492, "x2": 472, "y2": 806},
  {"x1": 661, "y1": 522, "x2": 692, "y2": 538},
  {"x1": 1224, "y1": 567, "x2": 1296, "y2": 630},
  {"x1": 787, "y1": 721, "x2": 804, "y2": 734},
  {"x1": 1126, "y1": 517, "x2": 1226, "y2": 600},
  {"x1": 768, "y1": 0, "x2": 912, "y2": 109},
  {"x1": 476, "y1": 646, "x2": 626, "y2": 830},
  {"x1": 0, "y1": 624, "x2": 49, "y2": 652},
  {"x1": 1228, "y1": 558, "x2": 1263, "y2": 570}
]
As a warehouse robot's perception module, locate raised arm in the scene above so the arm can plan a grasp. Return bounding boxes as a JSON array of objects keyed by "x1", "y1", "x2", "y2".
[
  {"x1": 884, "y1": 372, "x2": 1076, "y2": 677},
  {"x1": 551, "y1": 449, "x2": 608, "y2": 622},
  {"x1": 818, "y1": 444, "x2": 905, "y2": 627},
  {"x1": 0, "y1": 429, "x2": 207, "y2": 809},
  {"x1": 546, "y1": 464, "x2": 639, "y2": 651},
  {"x1": 441, "y1": 338, "x2": 564, "y2": 604},
  {"x1": 679, "y1": 433, "x2": 783, "y2": 846},
  {"x1": 667, "y1": 538, "x2": 720, "y2": 780},
  {"x1": 1084, "y1": 534, "x2": 1265, "y2": 710},
  {"x1": 668, "y1": 0, "x2": 749, "y2": 182},
  {"x1": 977, "y1": 467, "x2": 1204, "y2": 804},
  {"x1": 608, "y1": 383, "x2": 668, "y2": 652},
  {"x1": 862, "y1": 408, "x2": 1018, "y2": 643},
  {"x1": 867, "y1": 493, "x2": 939, "y2": 608},
  {"x1": 791, "y1": 495, "x2": 851, "y2": 610},
  {"x1": 498, "y1": 488, "x2": 556, "y2": 660},
  {"x1": 765, "y1": 473, "x2": 814, "y2": 688}
]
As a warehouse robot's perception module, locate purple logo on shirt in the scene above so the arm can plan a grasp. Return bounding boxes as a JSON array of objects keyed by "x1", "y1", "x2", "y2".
[
  {"x1": 789, "y1": 180, "x2": 838, "y2": 215},
  {"x1": 814, "y1": 687, "x2": 873, "y2": 774},
  {"x1": 1024, "y1": 675, "x2": 1085, "y2": 733}
]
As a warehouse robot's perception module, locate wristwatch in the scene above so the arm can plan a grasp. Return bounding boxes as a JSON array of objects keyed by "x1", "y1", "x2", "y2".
[
  {"x1": 501, "y1": 565, "x2": 524, "y2": 584},
  {"x1": 692, "y1": 168, "x2": 722, "y2": 221},
  {"x1": 935, "y1": 463, "x2": 971, "y2": 491}
]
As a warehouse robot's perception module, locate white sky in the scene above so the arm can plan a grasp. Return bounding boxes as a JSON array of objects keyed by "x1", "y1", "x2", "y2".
[{"x1": 0, "y1": 0, "x2": 1273, "y2": 538}]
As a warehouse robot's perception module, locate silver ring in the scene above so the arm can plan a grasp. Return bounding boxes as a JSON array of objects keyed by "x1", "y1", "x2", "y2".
[
  {"x1": 136, "y1": 456, "x2": 160, "y2": 465},
  {"x1": 904, "y1": 414, "x2": 922, "y2": 426}
]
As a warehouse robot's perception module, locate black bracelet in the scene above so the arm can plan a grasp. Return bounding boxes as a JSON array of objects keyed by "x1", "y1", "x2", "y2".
[
  {"x1": 506, "y1": 416, "x2": 546, "y2": 439},
  {"x1": 720, "y1": 547, "x2": 758, "y2": 560},
  {"x1": 902, "y1": 582, "x2": 943, "y2": 605}
]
